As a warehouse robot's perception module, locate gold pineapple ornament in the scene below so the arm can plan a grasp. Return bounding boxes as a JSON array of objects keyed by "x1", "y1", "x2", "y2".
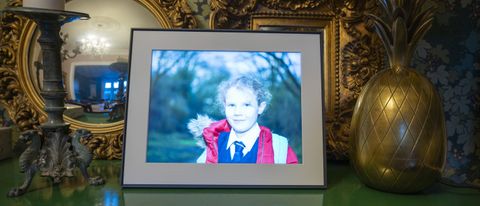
[{"x1": 350, "y1": 0, "x2": 446, "y2": 193}]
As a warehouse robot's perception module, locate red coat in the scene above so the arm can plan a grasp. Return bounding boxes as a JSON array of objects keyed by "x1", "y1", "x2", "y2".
[{"x1": 202, "y1": 119, "x2": 298, "y2": 164}]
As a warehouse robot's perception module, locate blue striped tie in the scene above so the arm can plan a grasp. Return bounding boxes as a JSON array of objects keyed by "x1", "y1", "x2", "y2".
[{"x1": 232, "y1": 141, "x2": 245, "y2": 162}]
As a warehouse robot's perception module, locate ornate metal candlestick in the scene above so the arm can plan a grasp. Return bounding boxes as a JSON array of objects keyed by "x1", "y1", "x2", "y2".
[{"x1": 4, "y1": 7, "x2": 104, "y2": 197}]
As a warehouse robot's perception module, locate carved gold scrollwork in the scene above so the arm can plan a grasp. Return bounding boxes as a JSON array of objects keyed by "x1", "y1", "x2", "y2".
[
  {"x1": 157, "y1": 0, "x2": 198, "y2": 28},
  {"x1": 331, "y1": 1, "x2": 385, "y2": 160},
  {"x1": 340, "y1": 0, "x2": 379, "y2": 39},
  {"x1": 342, "y1": 36, "x2": 383, "y2": 95},
  {"x1": 210, "y1": 0, "x2": 385, "y2": 160},
  {"x1": 0, "y1": 0, "x2": 39, "y2": 132},
  {"x1": 0, "y1": 71, "x2": 41, "y2": 131},
  {"x1": 329, "y1": 35, "x2": 384, "y2": 160},
  {"x1": 209, "y1": 0, "x2": 258, "y2": 29},
  {"x1": 262, "y1": 0, "x2": 325, "y2": 11},
  {"x1": 0, "y1": 0, "x2": 21, "y2": 76},
  {"x1": 81, "y1": 131, "x2": 123, "y2": 160}
]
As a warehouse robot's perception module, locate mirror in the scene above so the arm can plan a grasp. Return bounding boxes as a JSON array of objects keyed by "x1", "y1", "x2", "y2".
[
  {"x1": 28, "y1": 0, "x2": 159, "y2": 124},
  {"x1": 1, "y1": 0, "x2": 197, "y2": 159}
]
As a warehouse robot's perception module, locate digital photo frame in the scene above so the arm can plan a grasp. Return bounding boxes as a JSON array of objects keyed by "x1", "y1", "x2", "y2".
[{"x1": 122, "y1": 29, "x2": 326, "y2": 188}]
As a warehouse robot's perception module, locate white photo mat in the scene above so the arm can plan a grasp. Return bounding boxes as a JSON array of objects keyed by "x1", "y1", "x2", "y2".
[{"x1": 122, "y1": 29, "x2": 326, "y2": 188}]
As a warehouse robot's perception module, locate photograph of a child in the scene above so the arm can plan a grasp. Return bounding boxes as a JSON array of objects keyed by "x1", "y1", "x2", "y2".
[{"x1": 146, "y1": 50, "x2": 302, "y2": 164}]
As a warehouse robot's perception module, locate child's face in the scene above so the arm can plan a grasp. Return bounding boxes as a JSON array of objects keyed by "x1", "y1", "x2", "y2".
[{"x1": 224, "y1": 87, "x2": 266, "y2": 134}]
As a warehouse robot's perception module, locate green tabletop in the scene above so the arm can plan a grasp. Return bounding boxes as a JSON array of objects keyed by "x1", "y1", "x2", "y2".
[{"x1": 0, "y1": 158, "x2": 478, "y2": 206}]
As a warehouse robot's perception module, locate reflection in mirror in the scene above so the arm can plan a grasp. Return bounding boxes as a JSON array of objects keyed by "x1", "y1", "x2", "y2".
[
  {"x1": 64, "y1": 58, "x2": 128, "y2": 123},
  {"x1": 27, "y1": 0, "x2": 159, "y2": 124}
]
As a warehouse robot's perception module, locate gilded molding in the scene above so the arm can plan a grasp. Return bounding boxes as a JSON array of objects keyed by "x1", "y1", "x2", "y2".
[
  {"x1": 341, "y1": 36, "x2": 383, "y2": 96},
  {"x1": 262, "y1": 0, "x2": 326, "y2": 11},
  {"x1": 157, "y1": 0, "x2": 198, "y2": 28},
  {"x1": 210, "y1": 0, "x2": 385, "y2": 159},
  {"x1": 209, "y1": 0, "x2": 258, "y2": 29},
  {"x1": 81, "y1": 131, "x2": 123, "y2": 160},
  {"x1": 0, "y1": 0, "x2": 39, "y2": 132},
  {"x1": 250, "y1": 10, "x2": 336, "y2": 19}
]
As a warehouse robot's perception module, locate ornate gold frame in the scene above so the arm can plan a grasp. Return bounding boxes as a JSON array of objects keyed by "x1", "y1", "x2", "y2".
[
  {"x1": 210, "y1": 0, "x2": 385, "y2": 159},
  {"x1": 0, "y1": 0, "x2": 197, "y2": 159}
]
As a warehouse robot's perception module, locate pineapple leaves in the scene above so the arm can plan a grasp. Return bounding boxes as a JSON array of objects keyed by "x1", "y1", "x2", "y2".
[
  {"x1": 371, "y1": 0, "x2": 435, "y2": 67},
  {"x1": 406, "y1": 17, "x2": 434, "y2": 62},
  {"x1": 378, "y1": 0, "x2": 393, "y2": 19},
  {"x1": 368, "y1": 13, "x2": 394, "y2": 65},
  {"x1": 393, "y1": 17, "x2": 408, "y2": 66}
]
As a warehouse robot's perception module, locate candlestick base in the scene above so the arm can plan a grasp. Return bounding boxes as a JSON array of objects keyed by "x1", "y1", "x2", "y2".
[
  {"x1": 3, "y1": 7, "x2": 104, "y2": 197},
  {"x1": 7, "y1": 128, "x2": 105, "y2": 197}
]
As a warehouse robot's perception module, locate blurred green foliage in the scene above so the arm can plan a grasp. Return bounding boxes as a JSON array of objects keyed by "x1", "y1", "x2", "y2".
[{"x1": 146, "y1": 51, "x2": 303, "y2": 163}]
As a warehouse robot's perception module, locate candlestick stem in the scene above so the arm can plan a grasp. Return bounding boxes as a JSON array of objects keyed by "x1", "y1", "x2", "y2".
[{"x1": 3, "y1": 7, "x2": 105, "y2": 197}]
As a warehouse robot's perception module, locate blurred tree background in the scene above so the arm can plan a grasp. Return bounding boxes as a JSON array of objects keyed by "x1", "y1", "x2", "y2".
[{"x1": 146, "y1": 50, "x2": 303, "y2": 163}]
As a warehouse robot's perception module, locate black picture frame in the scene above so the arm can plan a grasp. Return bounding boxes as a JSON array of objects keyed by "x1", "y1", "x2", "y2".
[{"x1": 121, "y1": 29, "x2": 326, "y2": 188}]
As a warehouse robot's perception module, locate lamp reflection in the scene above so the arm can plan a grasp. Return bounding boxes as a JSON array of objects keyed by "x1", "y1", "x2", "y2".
[
  {"x1": 79, "y1": 34, "x2": 111, "y2": 56},
  {"x1": 104, "y1": 190, "x2": 120, "y2": 206}
]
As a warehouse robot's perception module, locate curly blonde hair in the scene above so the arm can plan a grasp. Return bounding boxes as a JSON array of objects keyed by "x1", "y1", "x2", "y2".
[{"x1": 217, "y1": 75, "x2": 272, "y2": 112}]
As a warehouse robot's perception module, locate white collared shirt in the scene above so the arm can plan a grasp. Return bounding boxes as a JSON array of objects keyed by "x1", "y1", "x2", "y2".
[{"x1": 226, "y1": 123, "x2": 261, "y2": 159}]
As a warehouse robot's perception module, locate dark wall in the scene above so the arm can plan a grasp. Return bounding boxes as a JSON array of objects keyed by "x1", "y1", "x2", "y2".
[{"x1": 411, "y1": 0, "x2": 479, "y2": 185}]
